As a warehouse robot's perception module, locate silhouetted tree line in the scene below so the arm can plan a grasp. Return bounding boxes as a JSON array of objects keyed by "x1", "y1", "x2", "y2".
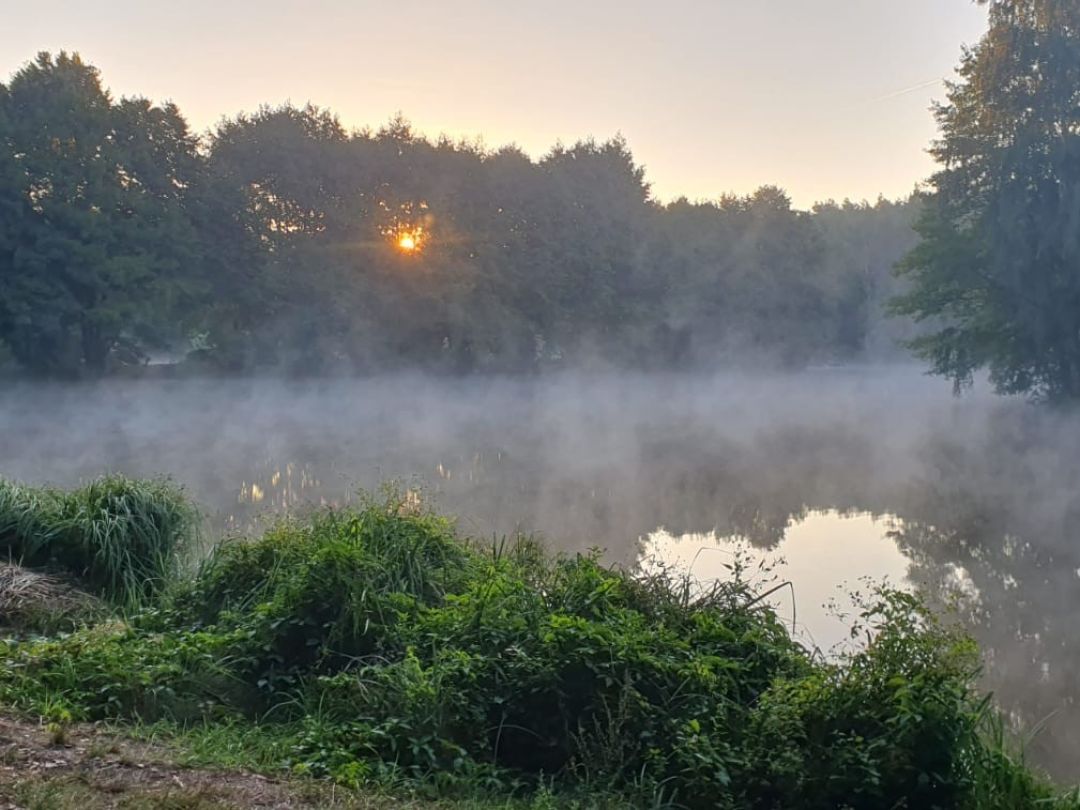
[{"x1": 0, "y1": 52, "x2": 921, "y2": 378}]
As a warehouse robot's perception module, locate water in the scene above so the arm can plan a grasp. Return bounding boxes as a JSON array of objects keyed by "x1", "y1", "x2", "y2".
[
  {"x1": 2, "y1": 369, "x2": 1079, "y2": 779},
  {"x1": 642, "y1": 511, "x2": 914, "y2": 653}
]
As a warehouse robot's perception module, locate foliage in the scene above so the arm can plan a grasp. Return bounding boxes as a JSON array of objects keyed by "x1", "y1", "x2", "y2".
[
  {"x1": 893, "y1": 0, "x2": 1080, "y2": 400},
  {"x1": 0, "y1": 475, "x2": 197, "y2": 604},
  {"x1": 0, "y1": 490, "x2": 1074, "y2": 808},
  {"x1": 0, "y1": 52, "x2": 920, "y2": 378},
  {"x1": 0, "y1": 53, "x2": 207, "y2": 377}
]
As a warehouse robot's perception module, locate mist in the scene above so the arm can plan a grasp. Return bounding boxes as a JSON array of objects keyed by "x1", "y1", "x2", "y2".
[{"x1": 0, "y1": 367, "x2": 998, "y2": 554}]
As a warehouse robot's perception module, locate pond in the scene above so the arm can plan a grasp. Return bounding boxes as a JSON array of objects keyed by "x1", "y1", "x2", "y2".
[
  {"x1": 642, "y1": 511, "x2": 915, "y2": 654},
  {"x1": 2, "y1": 368, "x2": 1078, "y2": 780}
]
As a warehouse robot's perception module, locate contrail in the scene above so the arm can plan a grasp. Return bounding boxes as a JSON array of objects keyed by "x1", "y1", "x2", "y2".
[{"x1": 871, "y1": 77, "x2": 944, "y2": 103}]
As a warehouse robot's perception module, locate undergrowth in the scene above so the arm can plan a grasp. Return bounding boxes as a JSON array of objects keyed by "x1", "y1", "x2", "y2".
[
  {"x1": 0, "y1": 483, "x2": 1076, "y2": 808},
  {"x1": 0, "y1": 476, "x2": 197, "y2": 605}
]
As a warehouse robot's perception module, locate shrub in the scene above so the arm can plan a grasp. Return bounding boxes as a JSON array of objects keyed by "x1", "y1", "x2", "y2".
[
  {"x1": 744, "y1": 590, "x2": 981, "y2": 808},
  {"x1": 0, "y1": 491, "x2": 1075, "y2": 808}
]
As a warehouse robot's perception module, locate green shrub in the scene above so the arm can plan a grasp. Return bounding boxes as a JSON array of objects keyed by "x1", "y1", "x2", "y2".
[
  {"x1": 0, "y1": 476, "x2": 197, "y2": 604},
  {"x1": 0, "y1": 491, "x2": 1075, "y2": 809},
  {"x1": 744, "y1": 590, "x2": 981, "y2": 808},
  {"x1": 0, "y1": 620, "x2": 253, "y2": 722}
]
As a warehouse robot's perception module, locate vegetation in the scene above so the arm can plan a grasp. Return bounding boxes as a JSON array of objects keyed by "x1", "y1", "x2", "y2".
[
  {"x1": 2, "y1": 5, "x2": 1079, "y2": 394},
  {"x1": 0, "y1": 53, "x2": 204, "y2": 376},
  {"x1": 894, "y1": 0, "x2": 1080, "y2": 401},
  {"x1": 0, "y1": 562, "x2": 102, "y2": 635},
  {"x1": 0, "y1": 476, "x2": 198, "y2": 605},
  {"x1": 0, "y1": 479, "x2": 1076, "y2": 808},
  {"x1": 0, "y1": 52, "x2": 919, "y2": 379}
]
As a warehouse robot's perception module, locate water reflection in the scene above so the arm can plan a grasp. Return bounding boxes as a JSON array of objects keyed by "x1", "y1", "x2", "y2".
[{"x1": 641, "y1": 511, "x2": 912, "y2": 653}]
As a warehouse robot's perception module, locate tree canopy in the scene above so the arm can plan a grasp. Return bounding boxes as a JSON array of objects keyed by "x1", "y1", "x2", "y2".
[
  {"x1": 0, "y1": 51, "x2": 921, "y2": 378},
  {"x1": 893, "y1": 0, "x2": 1080, "y2": 400},
  {"x1": 0, "y1": 53, "x2": 205, "y2": 376}
]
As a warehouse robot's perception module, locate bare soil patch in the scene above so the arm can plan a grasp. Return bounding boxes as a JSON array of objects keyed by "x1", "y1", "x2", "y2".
[{"x1": 0, "y1": 716, "x2": 420, "y2": 809}]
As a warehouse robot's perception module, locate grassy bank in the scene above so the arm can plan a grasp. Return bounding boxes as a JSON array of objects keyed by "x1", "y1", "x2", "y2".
[{"x1": 0, "y1": 478, "x2": 1076, "y2": 809}]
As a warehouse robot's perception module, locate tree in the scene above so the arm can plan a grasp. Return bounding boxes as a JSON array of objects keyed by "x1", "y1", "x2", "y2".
[
  {"x1": 538, "y1": 138, "x2": 652, "y2": 340},
  {"x1": 0, "y1": 81, "x2": 31, "y2": 368},
  {"x1": 0, "y1": 51, "x2": 932, "y2": 378},
  {"x1": 893, "y1": 0, "x2": 1080, "y2": 400},
  {"x1": 0, "y1": 52, "x2": 204, "y2": 376},
  {"x1": 814, "y1": 197, "x2": 921, "y2": 359},
  {"x1": 655, "y1": 187, "x2": 842, "y2": 368}
]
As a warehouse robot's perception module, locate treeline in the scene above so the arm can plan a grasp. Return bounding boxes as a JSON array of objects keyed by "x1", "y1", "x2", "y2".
[{"x1": 0, "y1": 52, "x2": 919, "y2": 378}]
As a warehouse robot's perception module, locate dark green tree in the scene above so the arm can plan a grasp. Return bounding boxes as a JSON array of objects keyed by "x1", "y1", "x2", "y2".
[
  {"x1": 655, "y1": 187, "x2": 844, "y2": 368},
  {"x1": 814, "y1": 197, "x2": 921, "y2": 359},
  {"x1": 0, "y1": 81, "x2": 29, "y2": 368},
  {"x1": 893, "y1": 0, "x2": 1080, "y2": 399},
  {"x1": 0, "y1": 52, "x2": 204, "y2": 376}
]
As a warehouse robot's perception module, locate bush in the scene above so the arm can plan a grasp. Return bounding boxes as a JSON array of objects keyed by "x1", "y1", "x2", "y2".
[
  {"x1": 744, "y1": 590, "x2": 980, "y2": 808},
  {"x1": 0, "y1": 476, "x2": 198, "y2": 604},
  {"x1": 0, "y1": 491, "x2": 1075, "y2": 809}
]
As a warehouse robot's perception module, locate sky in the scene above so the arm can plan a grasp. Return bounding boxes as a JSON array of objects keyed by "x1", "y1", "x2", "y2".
[{"x1": 0, "y1": 0, "x2": 988, "y2": 208}]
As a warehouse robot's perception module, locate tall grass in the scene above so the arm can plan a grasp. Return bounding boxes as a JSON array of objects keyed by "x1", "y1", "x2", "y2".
[
  {"x1": 963, "y1": 711, "x2": 1080, "y2": 810},
  {"x1": 0, "y1": 475, "x2": 197, "y2": 605}
]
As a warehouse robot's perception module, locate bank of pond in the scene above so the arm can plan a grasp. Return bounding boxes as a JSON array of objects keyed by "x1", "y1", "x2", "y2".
[{"x1": 0, "y1": 475, "x2": 1075, "y2": 809}]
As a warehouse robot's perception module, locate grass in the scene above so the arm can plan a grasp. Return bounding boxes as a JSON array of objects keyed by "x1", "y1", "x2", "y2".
[
  {"x1": 0, "y1": 561, "x2": 103, "y2": 634},
  {"x1": 0, "y1": 479, "x2": 1077, "y2": 808},
  {"x1": 0, "y1": 476, "x2": 198, "y2": 605}
]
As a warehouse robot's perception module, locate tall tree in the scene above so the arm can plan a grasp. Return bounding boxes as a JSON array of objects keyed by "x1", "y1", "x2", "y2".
[
  {"x1": 0, "y1": 52, "x2": 203, "y2": 376},
  {"x1": 814, "y1": 197, "x2": 920, "y2": 359},
  {"x1": 0, "y1": 81, "x2": 30, "y2": 368},
  {"x1": 893, "y1": 0, "x2": 1080, "y2": 399},
  {"x1": 655, "y1": 188, "x2": 841, "y2": 368}
]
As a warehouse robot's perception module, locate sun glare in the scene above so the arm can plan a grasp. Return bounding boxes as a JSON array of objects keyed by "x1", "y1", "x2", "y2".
[{"x1": 392, "y1": 226, "x2": 426, "y2": 254}]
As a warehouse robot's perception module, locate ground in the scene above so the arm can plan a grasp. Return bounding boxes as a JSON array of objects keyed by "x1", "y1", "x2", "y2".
[{"x1": 0, "y1": 715, "x2": 464, "y2": 810}]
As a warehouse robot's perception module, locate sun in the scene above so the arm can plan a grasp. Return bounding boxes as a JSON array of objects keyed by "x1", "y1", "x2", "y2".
[{"x1": 384, "y1": 221, "x2": 426, "y2": 254}]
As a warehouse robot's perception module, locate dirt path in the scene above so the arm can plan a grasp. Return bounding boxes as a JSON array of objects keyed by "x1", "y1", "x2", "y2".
[{"x1": 0, "y1": 716, "x2": 409, "y2": 809}]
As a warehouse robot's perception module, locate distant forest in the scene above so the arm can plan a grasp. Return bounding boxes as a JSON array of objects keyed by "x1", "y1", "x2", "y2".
[{"x1": 0, "y1": 52, "x2": 923, "y2": 378}]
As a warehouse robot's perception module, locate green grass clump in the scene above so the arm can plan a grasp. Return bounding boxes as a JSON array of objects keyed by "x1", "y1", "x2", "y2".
[
  {"x1": 0, "y1": 490, "x2": 1076, "y2": 808},
  {"x1": 0, "y1": 475, "x2": 197, "y2": 605}
]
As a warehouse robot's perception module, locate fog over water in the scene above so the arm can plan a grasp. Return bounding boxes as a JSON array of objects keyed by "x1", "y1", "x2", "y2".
[{"x1": 3, "y1": 367, "x2": 1080, "y2": 778}]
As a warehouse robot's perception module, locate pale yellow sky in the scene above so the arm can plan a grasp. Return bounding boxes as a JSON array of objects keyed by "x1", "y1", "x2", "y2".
[{"x1": 0, "y1": 0, "x2": 988, "y2": 207}]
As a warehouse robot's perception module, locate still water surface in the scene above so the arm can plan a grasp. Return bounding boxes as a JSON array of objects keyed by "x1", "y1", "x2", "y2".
[
  {"x1": 1, "y1": 370, "x2": 1078, "y2": 779},
  {"x1": 643, "y1": 511, "x2": 913, "y2": 653}
]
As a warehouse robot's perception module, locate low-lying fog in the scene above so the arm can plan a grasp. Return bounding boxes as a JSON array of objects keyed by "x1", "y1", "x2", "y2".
[{"x1": 2, "y1": 367, "x2": 1079, "y2": 779}]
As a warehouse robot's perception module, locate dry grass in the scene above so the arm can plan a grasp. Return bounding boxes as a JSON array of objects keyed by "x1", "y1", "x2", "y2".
[{"x1": 0, "y1": 563, "x2": 101, "y2": 634}]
